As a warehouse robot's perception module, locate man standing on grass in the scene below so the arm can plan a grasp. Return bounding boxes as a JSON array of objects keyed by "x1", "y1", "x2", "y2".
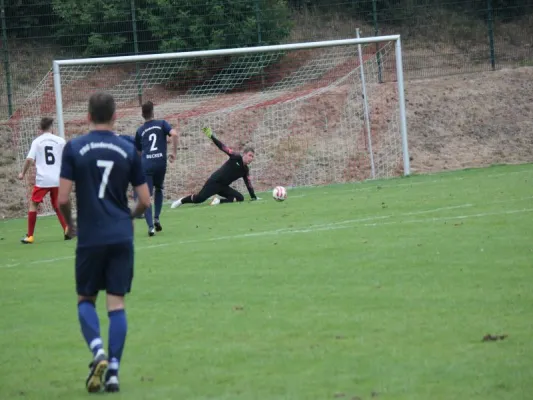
[
  {"x1": 18, "y1": 117, "x2": 69, "y2": 244},
  {"x1": 58, "y1": 92, "x2": 151, "y2": 393},
  {"x1": 135, "y1": 101, "x2": 179, "y2": 236}
]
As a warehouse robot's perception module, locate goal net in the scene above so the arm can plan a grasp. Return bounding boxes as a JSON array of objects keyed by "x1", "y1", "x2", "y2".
[{"x1": 13, "y1": 36, "x2": 409, "y2": 215}]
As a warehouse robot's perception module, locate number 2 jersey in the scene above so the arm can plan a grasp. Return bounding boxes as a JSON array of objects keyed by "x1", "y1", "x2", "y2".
[
  {"x1": 135, "y1": 119, "x2": 172, "y2": 172},
  {"x1": 60, "y1": 130, "x2": 145, "y2": 247},
  {"x1": 26, "y1": 132, "x2": 66, "y2": 188}
]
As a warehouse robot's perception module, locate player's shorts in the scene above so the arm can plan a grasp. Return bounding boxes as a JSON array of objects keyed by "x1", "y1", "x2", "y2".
[
  {"x1": 75, "y1": 241, "x2": 134, "y2": 297},
  {"x1": 144, "y1": 166, "x2": 166, "y2": 193},
  {"x1": 31, "y1": 186, "x2": 58, "y2": 206}
]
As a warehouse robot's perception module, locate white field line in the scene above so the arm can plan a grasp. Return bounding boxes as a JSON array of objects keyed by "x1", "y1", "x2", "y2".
[
  {"x1": 362, "y1": 208, "x2": 533, "y2": 228},
  {"x1": 171, "y1": 207, "x2": 533, "y2": 238},
  {"x1": 2, "y1": 186, "x2": 530, "y2": 236},
  {"x1": 1, "y1": 167, "x2": 531, "y2": 227},
  {"x1": 1, "y1": 205, "x2": 531, "y2": 270},
  {"x1": 1, "y1": 191, "x2": 529, "y2": 237},
  {"x1": 0, "y1": 203, "x2": 474, "y2": 245},
  {"x1": 292, "y1": 168, "x2": 533, "y2": 195}
]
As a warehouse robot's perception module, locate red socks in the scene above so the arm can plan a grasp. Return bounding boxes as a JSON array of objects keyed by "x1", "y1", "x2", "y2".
[
  {"x1": 54, "y1": 207, "x2": 68, "y2": 231},
  {"x1": 27, "y1": 211, "x2": 37, "y2": 236}
]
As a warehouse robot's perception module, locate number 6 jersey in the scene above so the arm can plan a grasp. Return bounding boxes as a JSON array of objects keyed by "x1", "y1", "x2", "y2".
[{"x1": 26, "y1": 132, "x2": 66, "y2": 188}]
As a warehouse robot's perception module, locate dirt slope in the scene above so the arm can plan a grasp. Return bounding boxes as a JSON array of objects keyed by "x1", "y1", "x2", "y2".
[
  {"x1": 405, "y1": 67, "x2": 533, "y2": 173},
  {"x1": 1, "y1": 67, "x2": 532, "y2": 219}
]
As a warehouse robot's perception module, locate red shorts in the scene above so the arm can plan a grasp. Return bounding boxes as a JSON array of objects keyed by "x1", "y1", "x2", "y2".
[{"x1": 31, "y1": 186, "x2": 59, "y2": 207}]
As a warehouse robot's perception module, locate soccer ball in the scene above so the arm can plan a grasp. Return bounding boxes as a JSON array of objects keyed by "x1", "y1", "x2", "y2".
[{"x1": 272, "y1": 186, "x2": 287, "y2": 201}]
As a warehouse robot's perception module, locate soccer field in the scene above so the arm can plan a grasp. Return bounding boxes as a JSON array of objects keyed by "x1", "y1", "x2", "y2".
[{"x1": 1, "y1": 164, "x2": 532, "y2": 400}]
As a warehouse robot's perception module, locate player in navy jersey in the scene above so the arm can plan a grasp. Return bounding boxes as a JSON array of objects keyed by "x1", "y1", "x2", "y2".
[
  {"x1": 135, "y1": 101, "x2": 179, "y2": 236},
  {"x1": 58, "y1": 92, "x2": 151, "y2": 393},
  {"x1": 118, "y1": 133, "x2": 135, "y2": 146},
  {"x1": 170, "y1": 127, "x2": 257, "y2": 208}
]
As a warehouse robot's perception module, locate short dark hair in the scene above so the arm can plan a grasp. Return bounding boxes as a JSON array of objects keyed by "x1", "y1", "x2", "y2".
[
  {"x1": 142, "y1": 101, "x2": 154, "y2": 119},
  {"x1": 243, "y1": 146, "x2": 255, "y2": 154},
  {"x1": 40, "y1": 117, "x2": 54, "y2": 131},
  {"x1": 88, "y1": 92, "x2": 116, "y2": 124}
]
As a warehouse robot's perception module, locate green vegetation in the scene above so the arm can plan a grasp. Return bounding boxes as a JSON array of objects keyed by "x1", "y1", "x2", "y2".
[
  {"x1": 3, "y1": 0, "x2": 532, "y2": 56},
  {"x1": 1, "y1": 164, "x2": 532, "y2": 399}
]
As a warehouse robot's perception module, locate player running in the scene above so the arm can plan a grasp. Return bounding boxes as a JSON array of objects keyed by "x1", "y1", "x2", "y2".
[
  {"x1": 135, "y1": 101, "x2": 179, "y2": 236},
  {"x1": 58, "y1": 92, "x2": 151, "y2": 393},
  {"x1": 170, "y1": 127, "x2": 257, "y2": 208},
  {"x1": 18, "y1": 117, "x2": 69, "y2": 244}
]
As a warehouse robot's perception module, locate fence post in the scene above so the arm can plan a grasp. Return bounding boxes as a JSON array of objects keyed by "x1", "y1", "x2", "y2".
[
  {"x1": 131, "y1": 0, "x2": 143, "y2": 105},
  {"x1": 487, "y1": 0, "x2": 496, "y2": 70},
  {"x1": 0, "y1": 0, "x2": 13, "y2": 118},
  {"x1": 254, "y1": 0, "x2": 265, "y2": 89},
  {"x1": 372, "y1": 0, "x2": 383, "y2": 83},
  {"x1": 254, "y1": 0, "x2": 262, "y2": 45},
  {"x1": 356, "y1": 28, "x2": 376, "y2": 179}
]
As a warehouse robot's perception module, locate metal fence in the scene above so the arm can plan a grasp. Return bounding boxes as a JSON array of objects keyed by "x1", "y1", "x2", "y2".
[{"x1": 0, "y1": 0, "x2": 532, "y2": 119}]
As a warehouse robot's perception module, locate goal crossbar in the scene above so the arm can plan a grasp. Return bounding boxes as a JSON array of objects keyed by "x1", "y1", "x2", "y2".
[
  {"x1": 53, "y1": 36, "x2": 401, "y2": 66},
  {"x1": 52, "y1": 34, "x2": 410, "y2": 183}
]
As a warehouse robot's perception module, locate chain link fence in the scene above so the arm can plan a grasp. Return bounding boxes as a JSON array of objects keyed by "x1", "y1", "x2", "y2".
[{"x1": 0, "y1": 0, "x2": 531, "y2": 120}]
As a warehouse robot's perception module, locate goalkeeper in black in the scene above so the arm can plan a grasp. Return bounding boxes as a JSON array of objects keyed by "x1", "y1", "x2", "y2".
[{"x1": 170, "y1": 127, "x2": 257, "y2": 208}]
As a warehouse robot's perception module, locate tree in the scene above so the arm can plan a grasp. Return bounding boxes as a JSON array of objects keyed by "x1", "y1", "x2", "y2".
[
  {"x1": 5, "y1": 0, "x2": 55, "y2": 39},
  {"x1": 139, "y1": 0, "x2": 292, "y2": 53},
  {"x1": 52, "y1": 0, "x2": 131, "y2": 56}
]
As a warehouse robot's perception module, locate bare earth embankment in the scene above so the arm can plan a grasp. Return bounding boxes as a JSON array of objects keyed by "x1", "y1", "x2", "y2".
[
  {"x1": 1, "y1": 67, "x2": 532, "y2": 219},
  {"x1": 406, "y1": 67, "x2": 533, "y2": 174}
]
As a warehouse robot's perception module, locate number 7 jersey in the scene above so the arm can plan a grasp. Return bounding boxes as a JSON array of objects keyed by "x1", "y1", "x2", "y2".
[
  {"x1": 26, "y1": 132, "x2": 66, "y2": 188},
  {"x1": 60, "y1": 130, "x2": 145, "y2": 247}
]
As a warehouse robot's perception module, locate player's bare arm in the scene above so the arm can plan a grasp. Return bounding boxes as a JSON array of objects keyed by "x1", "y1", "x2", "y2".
[
  {"x1": 168, "y1": 128, "x2": 179, "y2": 163},
  {"x1": 58, "y1": 177, "x2": 76, "y2": 237},
  {"x1": 131, "y1": 183, "x2": 151, "y2": 219},
  {"x1": 18, "y1": 158, "x2": 34, "y2": 180}
]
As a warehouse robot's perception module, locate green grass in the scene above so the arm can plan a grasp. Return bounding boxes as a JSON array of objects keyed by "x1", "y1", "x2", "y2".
[{"x1": 1, "y1": 164, "x2": 533, "y2": 400}]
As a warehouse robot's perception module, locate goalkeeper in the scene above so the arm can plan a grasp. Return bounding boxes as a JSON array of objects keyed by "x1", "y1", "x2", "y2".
[{"x1": 170, "y1": 127, "x2": 257, "y2": 208}]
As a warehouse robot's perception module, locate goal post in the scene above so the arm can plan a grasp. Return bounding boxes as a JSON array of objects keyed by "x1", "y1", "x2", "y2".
[{"x1": 17, "y1": 35, "x2": 410, "y2": 215}]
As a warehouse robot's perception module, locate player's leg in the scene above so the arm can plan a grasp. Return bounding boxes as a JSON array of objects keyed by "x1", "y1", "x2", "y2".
[
  {"x1": 172, "y1": 180, "x2": 220, "y2": 207},
  {"x1": 50, "y1": 187, "x2": 70, "y2": 240},
  {"x1": 76, "y1": 246, "x2": 108, "y2": 393},
  {"x1": 143, "y1": 173, "x2": 155, "y2": 236},
  {"x1": 21, "y1": 187, "x2": 45, "y2": 243},
  {"x1": 216, "y1": 186, "x2": 245, "y2": 204},
  {"x1": 104, "y1": 242, "x2": 134, "y2": 393},
  {"x1": 21, "y1": 201, "x2": 38, "y2": 243},
  {"x1": 153, "y1": 168, "x2": 166, "y2": 231}
]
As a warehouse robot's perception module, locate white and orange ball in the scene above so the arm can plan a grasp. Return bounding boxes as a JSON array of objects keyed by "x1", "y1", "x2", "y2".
[{"x1": 272, "y1": 186, "x2": 287, "y2": 201}]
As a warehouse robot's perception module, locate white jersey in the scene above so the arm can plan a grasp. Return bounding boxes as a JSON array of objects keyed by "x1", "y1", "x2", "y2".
[{"x1": 26, "y1": 132, "x2": 66, "y2": 188}]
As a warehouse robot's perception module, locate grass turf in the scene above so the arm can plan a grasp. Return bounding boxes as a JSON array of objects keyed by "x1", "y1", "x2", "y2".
[{"x1": 0, "y1": 164, "x2": 532, "y2": 399}]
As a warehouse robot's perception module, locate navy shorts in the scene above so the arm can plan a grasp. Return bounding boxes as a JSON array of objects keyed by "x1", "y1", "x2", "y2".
[
  {"x1": 144, "y1": 166, "x2": 166, "y2": 195},
  {"x1": 75, "y1": 241, "x2": 134, "y2": 296}
]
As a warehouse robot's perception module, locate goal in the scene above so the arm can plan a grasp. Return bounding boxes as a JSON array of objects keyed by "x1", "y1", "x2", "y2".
[{"x1": 13, "y1": 35, "x2": 409, "y2": 215}]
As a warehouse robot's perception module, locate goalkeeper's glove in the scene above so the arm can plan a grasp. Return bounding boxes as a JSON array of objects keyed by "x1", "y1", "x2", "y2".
[{"x1": 202, "y1": 127, "x2": 213, "y2": 139}]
